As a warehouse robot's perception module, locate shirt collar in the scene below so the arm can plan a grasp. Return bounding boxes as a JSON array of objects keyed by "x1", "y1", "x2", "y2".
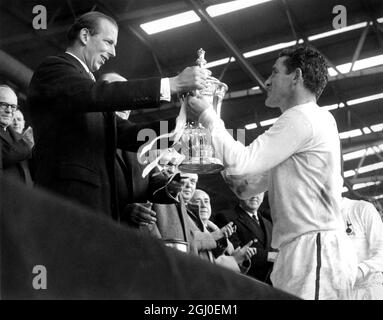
[
  {"x1": 240, "y1": 205, "x2": 258, "y2": 220},
  {"x1": 65, "y1": 51, "x2": 91, "y2": 74},
  {"x1": 246, "y1": 210, "x2": 258, "y2": 220}
]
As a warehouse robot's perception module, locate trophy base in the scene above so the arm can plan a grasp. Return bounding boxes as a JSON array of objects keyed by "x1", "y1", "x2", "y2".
[{"x1": 179, "y1": 157, "x2": 224, "y2": 174}]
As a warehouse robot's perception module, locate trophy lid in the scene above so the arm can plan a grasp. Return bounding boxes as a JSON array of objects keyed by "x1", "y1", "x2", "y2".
[{"x1": 196, "y1": 48, "x2": 207, "y2": 68}]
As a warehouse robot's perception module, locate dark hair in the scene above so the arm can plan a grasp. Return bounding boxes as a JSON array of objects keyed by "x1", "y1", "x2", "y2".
[
  {"x1": 279, "y1": 45, "x2": 328, "y2": 99},
  {"x1": 66, "y1": 11, "x2": 118, "y2": 45}
]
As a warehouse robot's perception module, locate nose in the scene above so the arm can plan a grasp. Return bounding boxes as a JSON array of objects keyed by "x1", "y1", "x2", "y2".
[
  {"x1": 200, "y1": 201, "x2": 207, "y2": 208},
  {"x1": 109, "y1": 45, "x2": 116, "y2": 58},
  {"x1": 4, "y1": 106, "x2": 13, "y2": 113},
  {"x1": 265, "y1": 76, "x2": 271, "y2": 88}
]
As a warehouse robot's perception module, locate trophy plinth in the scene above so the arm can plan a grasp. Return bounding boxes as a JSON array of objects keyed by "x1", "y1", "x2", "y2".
[{"x1": 178, "y1": 48, "x2": 228, "y2": 174}]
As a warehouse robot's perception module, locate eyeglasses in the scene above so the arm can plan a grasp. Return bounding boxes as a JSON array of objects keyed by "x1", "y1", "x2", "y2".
[{"x1": 0, "y1": 102, "x2": 18, "y2": 112}]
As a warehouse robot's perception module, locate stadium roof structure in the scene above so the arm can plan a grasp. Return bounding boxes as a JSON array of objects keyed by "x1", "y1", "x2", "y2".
[{"x1": 1, "y1": 0, "x2": 382, "y2": 211}]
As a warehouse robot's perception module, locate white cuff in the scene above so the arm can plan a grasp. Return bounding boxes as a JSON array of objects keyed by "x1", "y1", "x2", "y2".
[{"x1": 160, "y1": 78, "x2": 171, "y2": 102}]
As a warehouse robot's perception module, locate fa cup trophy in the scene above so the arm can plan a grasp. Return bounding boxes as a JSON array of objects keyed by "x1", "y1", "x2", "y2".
[{"x1": 178, "y1": 48, "x2": 228, "y2": 174}]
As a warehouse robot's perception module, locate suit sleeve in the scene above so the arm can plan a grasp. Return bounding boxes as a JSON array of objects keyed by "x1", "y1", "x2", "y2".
[
  {"x1": 1, "y1": 136, "x2": 32, "y2": 167},
  {"x1": 28, "y1": 57, "x2": 162, "y2": 114}
]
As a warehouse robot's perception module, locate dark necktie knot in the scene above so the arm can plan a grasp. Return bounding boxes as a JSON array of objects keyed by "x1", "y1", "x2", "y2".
[{"x1": 252, "y1": 213, "x2": 259, "y2": 224}]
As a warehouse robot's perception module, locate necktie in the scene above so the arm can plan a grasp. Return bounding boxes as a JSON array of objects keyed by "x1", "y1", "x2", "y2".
[
  {"x1": 252, "y1": 213, "x2": 259, "y2": 224},
  {"x1": 89, "y1": 72, "x2": 96, "y2": 82}
]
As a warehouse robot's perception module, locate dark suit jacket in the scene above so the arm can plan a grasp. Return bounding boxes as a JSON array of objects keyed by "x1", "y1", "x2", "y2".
[
  {"x1": 119, "y1": 150, "x2": 150, "y2": 203},
  {"x1": 27, "y1": 53, "x2": 172, "y2": 220},
  {"x1": 0, "y1": 175, "x2": 299, "y2": 300},
  {"x1": 0, "y1": 126, "x2": 33, "y2": 186},
  {"x1": 214, "y1": 205, "x2": 275, "y2": 283}
]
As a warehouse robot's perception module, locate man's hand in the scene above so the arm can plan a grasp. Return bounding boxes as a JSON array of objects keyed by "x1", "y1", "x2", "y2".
[
  {"x1": 186, "y1": 94, "x2": 214, "y2": 121},
  {"x1": 166, "y1": 174, "x2": 184, "y2": 196},
  {"x1": 232, "y1": 240, "x2": 257, "y2": 265},
  {"x1": 211, "y1": 221, "x2": 236, "y2": 241},
  {"x1": 123, "y1": 203, "x2": 156, "y2": 226},
  {"x1": 169, "y1": 67, "x2": 211, "y2": 94},
  {"x1": 22, "y1": 126, "x2": 34, "y2": 149}
]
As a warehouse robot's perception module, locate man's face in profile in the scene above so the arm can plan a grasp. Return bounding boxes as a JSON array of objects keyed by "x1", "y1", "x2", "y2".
[
  {"x1": 84, "y1": 18, "x2": 118, "y2": 72},
  {"x1": 264, "y1": 56, "x2": 294, "y2": 109}
]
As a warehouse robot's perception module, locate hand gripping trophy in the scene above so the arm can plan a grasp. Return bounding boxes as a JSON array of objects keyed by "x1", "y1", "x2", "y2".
[
  {"x1": 138, "y1": 48, "x2": 228, "y2": 178},
  {"x1": 178, "y1": 48, "x2": 228, "y2": 174}
]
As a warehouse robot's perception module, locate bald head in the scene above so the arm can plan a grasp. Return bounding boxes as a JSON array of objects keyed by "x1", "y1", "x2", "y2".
[
  {"x1": 190, "y1": 189, "x2": 211, "y2": 223},
  {"x1": 0, "y1": 85, "x2": 18, "y2": 129},
  {"x1": 192, "y1": 189, "x2": 209, "y2": 201}
]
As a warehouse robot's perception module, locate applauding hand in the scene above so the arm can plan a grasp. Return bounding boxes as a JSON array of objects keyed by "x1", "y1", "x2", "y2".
[
  {"x1": 211, "y1": 221, "x2": 237, "y2": 241},
  {"x1": 232, "y1": 240, "x2": 258, "y2": 265}
]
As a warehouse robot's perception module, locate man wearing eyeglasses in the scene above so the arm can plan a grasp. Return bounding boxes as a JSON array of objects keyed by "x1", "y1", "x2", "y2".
[{"x1": 0, "y1": 85, "x2": 33, "y2": 186}]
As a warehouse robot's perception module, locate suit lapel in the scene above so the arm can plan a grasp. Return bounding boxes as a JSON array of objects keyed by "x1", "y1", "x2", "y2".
[
  {"x1": 62, "y1": 53, "x2": 90, "y2": 77},
  {"x1": 178, "y1": 197, "x2": 190, "y2": 244},
  {"x1": 186, "y1": 203, "x2": 204, "y2": 231},
  {"x1": 260, "y1": 216, "x2": 272, "y2": 249},
  {"x1": 237, "y1": 207, "x2": 266, "y2": 246},
  {"x1": 0, "y1": 127, "x2": 13, "y2": 145}
]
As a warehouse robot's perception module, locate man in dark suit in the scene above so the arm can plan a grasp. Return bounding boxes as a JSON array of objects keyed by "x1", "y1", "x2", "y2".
[
  {"x1": 0, "y1": 85, "x2": 33, "y2": 186},
  {"x1": 27, "y1": 11, "x2": 207, "y2": 221},
  {"x1": 1, "y1": 171, "x2": 298, "y2": 300},
  {"x1": 214, "y1": 192, "x2": 277, "y2": 284}
]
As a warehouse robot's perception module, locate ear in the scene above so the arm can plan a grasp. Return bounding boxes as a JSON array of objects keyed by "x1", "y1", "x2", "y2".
[
  {"x1": 293, "y1": 68, "x2": 303, "y2": 83},
  {"x1": 78, "y1": 28, "x2": 90, "y2": 46}
]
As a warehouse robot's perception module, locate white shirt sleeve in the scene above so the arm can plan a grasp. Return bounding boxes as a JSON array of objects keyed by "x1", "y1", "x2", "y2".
[
  {"x1": 199, "y1": 107, "x2": 313, "y2": 176},
  {"x1": 358, "y1": 202, "x2": 383, "y2": 277},
  {"x1": 160, "y1": 78, "x2": 171, "y2": 101}
]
